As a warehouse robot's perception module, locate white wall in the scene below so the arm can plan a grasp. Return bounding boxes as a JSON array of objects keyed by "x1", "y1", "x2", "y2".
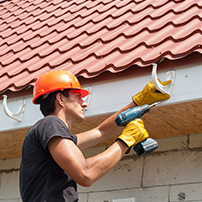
[{"x1": 0, "y1": 133, "x2": 202, "y2": 202}]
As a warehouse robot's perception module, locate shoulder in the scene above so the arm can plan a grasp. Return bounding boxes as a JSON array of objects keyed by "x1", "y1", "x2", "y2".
[
  {"x1": 42, "y1": 115, "x2": 64, "y2": 124},
  {"x1": 28, "y1": 115, "x2": 71, "y2": 142},
  {"x1": 34, "y1": 115, "x2": 67, "y2": 131},
  {"x1": 27, "y1": 115, "x2": 76, "y2": 150},
  {"x1": 38, "y1": 116, "x2": 70, "y2": 135}
]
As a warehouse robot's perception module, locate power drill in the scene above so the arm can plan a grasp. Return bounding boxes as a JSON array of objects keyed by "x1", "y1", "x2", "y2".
[{"x1": 115, "y1": 102, "x2": 159, "y2": 157}]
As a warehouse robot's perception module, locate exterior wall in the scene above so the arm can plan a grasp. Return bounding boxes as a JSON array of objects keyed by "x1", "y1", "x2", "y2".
[{"x1": 0, "y1": 133, "x2": 202, "y2": 202}]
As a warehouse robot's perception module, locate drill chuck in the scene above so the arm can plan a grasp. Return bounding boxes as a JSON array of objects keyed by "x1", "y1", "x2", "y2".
[{"x1": 115, "y1": 103, "x2": 158, "y2": 127}]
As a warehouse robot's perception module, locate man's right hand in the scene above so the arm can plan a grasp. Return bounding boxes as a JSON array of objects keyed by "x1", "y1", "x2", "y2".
[{"x1": 116, "y1": 119, "x2": 149, "y2": 148}]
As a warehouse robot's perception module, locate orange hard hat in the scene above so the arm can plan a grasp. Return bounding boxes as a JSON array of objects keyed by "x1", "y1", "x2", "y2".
[{"x1": 32, "y1": 70, "x2": 89, "y2": 104}]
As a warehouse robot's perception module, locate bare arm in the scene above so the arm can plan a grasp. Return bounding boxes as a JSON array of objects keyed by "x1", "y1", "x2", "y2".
[
  {"x1": 75, "y1": 78, "x2": 171, "y2": 150},
  {"x1": 48, "y1": 136, "x2": 128, "y2": 187},
  {"x1": 76, "y1": 101, "x2": 136, "y2": 150}
]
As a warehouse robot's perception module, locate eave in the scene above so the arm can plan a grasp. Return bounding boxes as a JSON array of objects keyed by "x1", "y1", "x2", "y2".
[{"x1": 1, "y1": 57, "x2": 202, "y2": 159}]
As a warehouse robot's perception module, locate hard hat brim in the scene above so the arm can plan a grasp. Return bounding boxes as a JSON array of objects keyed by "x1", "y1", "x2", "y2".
[{"x1": 32, "y1": 87, "x2": 89, "y2": 104}]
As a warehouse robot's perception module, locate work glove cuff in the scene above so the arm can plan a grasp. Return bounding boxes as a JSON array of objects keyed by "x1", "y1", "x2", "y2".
[{"x1": 116, "y1": 138, "x2": 132, "y2": 154}]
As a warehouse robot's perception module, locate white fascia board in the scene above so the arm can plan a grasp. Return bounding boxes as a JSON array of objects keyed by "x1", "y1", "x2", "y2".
[
  {"x1": 0, "y1": 97, "x2": 43, "y2": 132},
  {"x1": 83, "y1": 62, "x2": 202, "y2": 117},
  {"x1": 0, "y1": 62, "x2": 201, "y2": 132}
]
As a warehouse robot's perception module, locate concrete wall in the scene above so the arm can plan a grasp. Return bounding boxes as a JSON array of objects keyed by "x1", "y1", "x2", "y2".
[{"x1": 0, "y1": 133, "x2": 202, "y2": 202}]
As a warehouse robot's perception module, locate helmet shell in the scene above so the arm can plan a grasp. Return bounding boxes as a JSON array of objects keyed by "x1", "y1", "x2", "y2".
[{"x1": 32, "y1": 70, "x2": 89, "y2": 104}]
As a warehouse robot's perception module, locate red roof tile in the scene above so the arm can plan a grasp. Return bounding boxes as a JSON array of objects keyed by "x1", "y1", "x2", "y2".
[{"x1": 0, "y1": 0, "x2": 202, "y2": 93}]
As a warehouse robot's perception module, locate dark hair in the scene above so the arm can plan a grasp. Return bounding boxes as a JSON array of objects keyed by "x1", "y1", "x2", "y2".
[{"x1": 39, "y1": 89, "x2": 70, "y2": 116}]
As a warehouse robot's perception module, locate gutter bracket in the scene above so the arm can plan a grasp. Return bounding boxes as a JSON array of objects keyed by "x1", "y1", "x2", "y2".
[
  {"x1": 2, "y1": 95, "x2": 26, "y2": 122},
  {"x1": 152, "y1": 63, "x2": 175, "y2": 95},
  {"x1": 84, "y1": 86, "x2": 93, "y2": 111}
]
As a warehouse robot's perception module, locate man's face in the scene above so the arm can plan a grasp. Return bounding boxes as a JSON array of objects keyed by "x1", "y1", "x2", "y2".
[{"x1": 63, "y1": 89, "x2": 88, "y2": 123}]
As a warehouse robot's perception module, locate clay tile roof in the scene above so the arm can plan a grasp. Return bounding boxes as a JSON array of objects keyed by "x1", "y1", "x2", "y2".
[{"x1": 0, "y1": 0, "x2": 202, "y2": 93}]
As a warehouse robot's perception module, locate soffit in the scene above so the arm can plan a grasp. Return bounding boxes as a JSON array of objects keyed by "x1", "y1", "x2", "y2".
[
  {"x1": 2, "y1": 100, "x2": 202, "y2": 159},
  {"x1": 0, "y1": 0, "x2": 202, "y2": 94}
]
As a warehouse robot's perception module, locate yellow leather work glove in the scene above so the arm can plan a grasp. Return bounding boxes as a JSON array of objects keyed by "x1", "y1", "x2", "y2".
[
  {"x1": 132, "y1": 79, "x2": 171, "y2": 106},
  {"x1": 117, "y1": 119, "x2": 149, "y2": 148}
]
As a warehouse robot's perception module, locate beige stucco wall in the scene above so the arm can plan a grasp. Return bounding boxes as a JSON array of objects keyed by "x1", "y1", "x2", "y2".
[{"x1": 0, "y1": 133, "x2": 202, "y2": 202}]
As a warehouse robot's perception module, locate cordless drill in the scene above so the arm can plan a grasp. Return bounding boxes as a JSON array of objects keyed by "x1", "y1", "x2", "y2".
[{"x1": 115, "y1": 102, "x2": 159, "y2": 157}]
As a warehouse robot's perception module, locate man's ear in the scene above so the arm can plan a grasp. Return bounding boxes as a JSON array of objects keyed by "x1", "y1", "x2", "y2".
[{"x1": 56, "y1": 93, "x2": 65, "y2": 107}]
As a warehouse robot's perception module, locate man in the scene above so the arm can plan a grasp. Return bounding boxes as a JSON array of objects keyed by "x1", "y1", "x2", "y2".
[{"x1": 20, "y1": 70, "x2": 170, "y2": 202}]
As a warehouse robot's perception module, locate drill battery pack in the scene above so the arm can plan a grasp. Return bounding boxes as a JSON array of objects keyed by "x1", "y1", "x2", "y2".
[{"x1": 133, "y1": 138, "x2": 159, "y2": 157}]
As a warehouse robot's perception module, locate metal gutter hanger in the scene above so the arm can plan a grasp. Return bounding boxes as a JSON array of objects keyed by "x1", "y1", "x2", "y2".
[
  {"x1": 84, "y1": 86, "x2": 93, "y2": 111},
  {"x1": 152, "y1": 63, "x2": 175, "y2": 95},
  {"x1": 2, "y1": 95, "x2": 26, "y2": 122}
]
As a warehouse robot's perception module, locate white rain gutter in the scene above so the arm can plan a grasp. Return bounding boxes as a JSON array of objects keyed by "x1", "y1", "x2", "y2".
[{"x1": 0, "y1": 62, "x2": 202, "y2": 132}]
